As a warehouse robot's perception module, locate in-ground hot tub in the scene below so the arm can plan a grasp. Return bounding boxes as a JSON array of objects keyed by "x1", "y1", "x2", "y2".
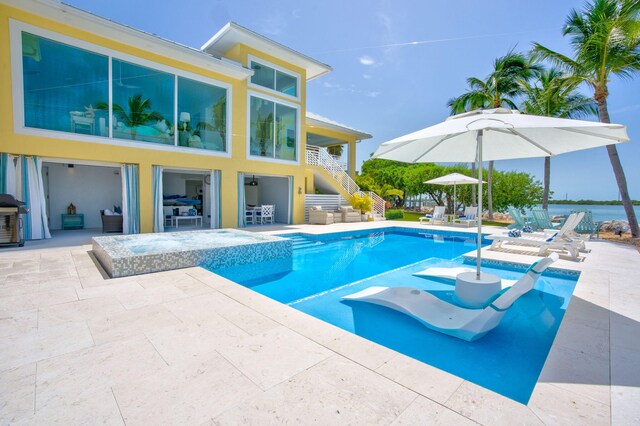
[{"x1": 92, "y1": 229, "x2": 292, "y2": 278}]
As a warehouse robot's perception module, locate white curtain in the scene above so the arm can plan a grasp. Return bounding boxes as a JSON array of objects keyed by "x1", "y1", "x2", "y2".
[
  {"x1": 287, "y1": 176, "x2": 294, "y2": 225},
  {"x1": 1, "y1": 153, "x2": 18, "y2": 197},
  {"x1": 121, "y1": 164, "x2": 140, "y2": 234},
  {"x1": 19, "y1": 156, "x2": 51, "y2": 240},
  {"x1": 152, "y1": 166, "x2": 164, "y2": 233},
  {"x1": 237, "y1": 172, "x2": 246, "y2": 227},
  {"x1": 210, "y1": 170, "x2": 221, "y2": 229}
]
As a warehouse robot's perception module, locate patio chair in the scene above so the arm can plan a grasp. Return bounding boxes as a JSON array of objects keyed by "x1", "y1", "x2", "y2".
[
  {"x1": 339, "y1": 206, "x2": 361, "y2": 223},
  {"x1": 342, "y1": 253, "x2": 559, "y2": 341},
  {"x1": 257, "y1": 205, "x2": 274, "y2": 224},
  {"x1": 530, "y1": 208, "x2": 562, "y2": 230},
  {"x1": 308, "y1": 206, "x2": 334, "y2": 225},
  {"x1": 487, "y1": 213, "x2": 585, "y2": 260},
  {"x1": 100, "y1": 210, "x2": 123, "y2": 233},
  {"x1": 419, "y1": 206, "x2": 446, "y2": 225},
  {"x1": 507, "y1": 207, "x2": 532, "y2": 230},
  {"x1": 570, "y1": 209, "x2": 601, "y2": 239},
  {"x1": 453, "y1": 206, "x2": 478, "y2": 227}
]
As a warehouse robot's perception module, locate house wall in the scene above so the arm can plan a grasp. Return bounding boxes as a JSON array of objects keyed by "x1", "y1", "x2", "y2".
[
  {"x1": 0, "y1": 2, "x2": 362, "y2": 234},
  {"x1": 45, "y1": 163, "x2": 122, "y2": 230},
  {"x1": 257, "y1": 176, "x2": 290, "y2": 223}
]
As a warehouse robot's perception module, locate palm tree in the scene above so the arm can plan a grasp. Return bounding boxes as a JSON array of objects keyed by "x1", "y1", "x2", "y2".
[
  {"x1": 97, "y1": 94, "x2": 164, "y2": 140},
  {"x1": 533, "y1": 0, "x2": 640, "y2": 237},
  {"x1": 521, "y1": 67, "x2": 597, "y2": 208},
  {"x1": 447, "y1": 49, "x2": 541, "y2": 219}
]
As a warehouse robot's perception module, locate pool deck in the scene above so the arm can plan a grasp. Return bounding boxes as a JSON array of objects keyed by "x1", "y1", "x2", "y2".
[{"x1": 1, "y1": 221, "x2": 638, "y2": 425}]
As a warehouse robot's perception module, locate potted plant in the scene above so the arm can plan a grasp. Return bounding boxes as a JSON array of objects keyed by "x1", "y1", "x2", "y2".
[{"x1": 351, "y1": 193, "x2": 373, "y2": 221}]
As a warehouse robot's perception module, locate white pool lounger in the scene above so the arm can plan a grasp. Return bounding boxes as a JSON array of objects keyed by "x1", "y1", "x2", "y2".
[{"x1": 343, "y1": 253, "x2": 558, "y2": 341}]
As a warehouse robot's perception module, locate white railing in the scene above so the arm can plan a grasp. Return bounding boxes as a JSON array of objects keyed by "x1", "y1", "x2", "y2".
[{"x1": 306, "y1": 146, "x2": 385, "y2": 218}]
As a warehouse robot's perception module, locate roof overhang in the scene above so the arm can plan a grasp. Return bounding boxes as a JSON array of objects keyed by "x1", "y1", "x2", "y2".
[
  {"x1": 306, "y1": 112, "x2": 372, "y2": 141},
  {"x1": 6, "y1": 0, "x2": 253, "y2": 80},
  {"x1": 201, "y1": 22, "x2": 332, "y2": 81}
]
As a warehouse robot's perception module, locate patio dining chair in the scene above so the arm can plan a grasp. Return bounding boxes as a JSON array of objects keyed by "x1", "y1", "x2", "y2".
[{"x1": 257, "y1": 205, "x2": 274, "y2": 224}]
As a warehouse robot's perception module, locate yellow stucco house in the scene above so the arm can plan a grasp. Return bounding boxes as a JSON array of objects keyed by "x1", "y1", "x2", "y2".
[{"x1": 0, "y1": 0, "x2": 378, "y2": 240}]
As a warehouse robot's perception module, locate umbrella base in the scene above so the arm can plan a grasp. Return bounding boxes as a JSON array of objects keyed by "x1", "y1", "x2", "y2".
[{"x1": 454, "y1": 271, "x2": 501, "y2": 308}]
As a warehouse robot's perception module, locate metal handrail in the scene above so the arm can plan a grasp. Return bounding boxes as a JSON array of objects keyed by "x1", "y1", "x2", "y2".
[{"x1": 305, "y1": 146, "x2": 385, "y2": 218}]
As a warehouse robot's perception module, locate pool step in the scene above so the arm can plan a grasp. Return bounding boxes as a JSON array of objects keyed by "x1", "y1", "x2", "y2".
[{"x1": 285, "y1": 235, "x2": 323, "y2": 250}]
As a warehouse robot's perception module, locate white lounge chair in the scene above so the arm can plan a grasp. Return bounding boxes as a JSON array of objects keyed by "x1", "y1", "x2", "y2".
[
  {"x1": 342, "y1": 253, "x2": 558, "y2": 342},
  {"x1": 453, "y1": 206, "x2": 478, "y2": 227},
  {"x1": 413, "y1": 267, "x2": 516, "y2": 288},
  {"x1": 419, "y1": 206, "x2": 446, "y2": 225},
  {"x1": 488, "y1": 213, "x2": 586, "y2": 259}
]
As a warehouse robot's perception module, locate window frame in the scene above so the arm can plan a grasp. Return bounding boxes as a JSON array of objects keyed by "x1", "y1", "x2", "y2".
[
  {"x1": 10, "y1": 19, "x2": 233, "y2": 158},
  {"x1": 246, "y1": 91, "x2": 301, "y2": 165},
  {"x1": 247, "y1": 55, "x2": 300, "y2": 101}
]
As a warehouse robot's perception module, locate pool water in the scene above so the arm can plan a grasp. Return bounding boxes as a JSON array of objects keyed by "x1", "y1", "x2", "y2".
[{"x1": 212, "y1": 228, "x2": 578, "y2": 404}]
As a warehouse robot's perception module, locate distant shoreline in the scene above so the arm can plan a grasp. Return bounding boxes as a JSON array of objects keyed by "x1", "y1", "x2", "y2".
[{"x1": 549, "y1": 200, "x2": 640, "y2": 206}]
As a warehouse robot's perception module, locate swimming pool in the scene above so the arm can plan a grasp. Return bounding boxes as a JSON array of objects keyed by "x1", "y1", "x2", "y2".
[{"x1": 212, "y1": 227, "x2": 579, "y2": 404}]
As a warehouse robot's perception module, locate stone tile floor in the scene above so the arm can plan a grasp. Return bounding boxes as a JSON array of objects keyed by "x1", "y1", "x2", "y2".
[{"x1": 0, "y1": 221, "x2": 638, "y2": 425}]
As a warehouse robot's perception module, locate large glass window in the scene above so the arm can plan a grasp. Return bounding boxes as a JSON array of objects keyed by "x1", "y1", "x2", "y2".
[
  {"x1": 19, "y1": 30, "x2": 230, "y2": 153},
  {"x1": 111, "y1": 59, "x2": 174, "y2": 145},
  {"x1": 250, "y1": 60, "x2": 297, "y2": 97},
  {"x1": 22, "y1": 32, "x2": 109, "y2": 136},
  {"x1": 249, "y1": 96, "x2": 297, "y2": 161},
  {"x1": 177, "y1": 77, "x2": 227, "y2": 152}
]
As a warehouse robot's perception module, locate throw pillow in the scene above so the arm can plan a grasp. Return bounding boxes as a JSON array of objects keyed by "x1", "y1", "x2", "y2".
[
  {"x1": 508, "y1": 229, "x2": 522, "y2": 237},
  {"x1": 113, "y1": 205, "x2": 122, "y2": 214},
  {"x1": 522, "y1": 225, "x2": 533, "y2": 233}
]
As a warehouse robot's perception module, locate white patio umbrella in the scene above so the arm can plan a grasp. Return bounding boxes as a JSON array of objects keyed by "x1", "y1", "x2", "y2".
[
  {"x1": 374, "y1": 108, "x2": 629, "y2": 282},
  {"x1": 424, "y1": 172, "x2": 485, "y2": 214}
]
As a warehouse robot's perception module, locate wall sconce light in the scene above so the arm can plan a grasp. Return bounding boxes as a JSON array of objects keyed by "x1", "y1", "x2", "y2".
[
  {"x1": 298, "y1": 186, "x2": 303, "y2": 195},
  {"x1": 67, "y1": 164, "x2": 74, "y2": 168}
]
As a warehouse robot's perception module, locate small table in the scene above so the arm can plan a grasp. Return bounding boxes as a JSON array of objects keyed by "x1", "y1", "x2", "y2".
[
  {"x1": 61, "y1": 214, "x2": 84, "y2": 230},
  {"x1": 172, "y1": 215, "x2": 202, "y2": 229},
  {"x1": 455, "y1": 271, "x2": 502, "y2": 308}
]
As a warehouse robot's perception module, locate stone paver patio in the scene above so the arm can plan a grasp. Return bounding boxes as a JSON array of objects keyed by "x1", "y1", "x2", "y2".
[{"x1": 1, "y1": 221, "x2": 638, "y2": 425}]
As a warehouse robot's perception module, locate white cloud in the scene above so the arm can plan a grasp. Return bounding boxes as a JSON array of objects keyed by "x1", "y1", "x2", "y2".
[
  {"x1": 323, "y1": 81, "x2": 341, "y2": 89},
  {"x1": 260, "y1": 13, "x2": 287, "y2": 35},
  {"x1": 363, "y1": 74, "x2": 372, "y2": 79},
  {"x1": 365, "y1": 91, "x2": 382, "y2": 98},
  {"x1": 359, "y1": 55, "x2": 376, "y2": 66}
]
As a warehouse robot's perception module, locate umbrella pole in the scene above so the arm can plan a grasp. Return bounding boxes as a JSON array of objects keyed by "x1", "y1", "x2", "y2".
[{"x1": 476, "y1": 130, "x2": 483, "y2": 280}]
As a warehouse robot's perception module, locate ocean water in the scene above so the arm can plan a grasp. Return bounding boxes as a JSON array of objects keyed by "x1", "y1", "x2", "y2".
[{"x1": 545, "y1": 204, "x2": 639, "y2": 222}]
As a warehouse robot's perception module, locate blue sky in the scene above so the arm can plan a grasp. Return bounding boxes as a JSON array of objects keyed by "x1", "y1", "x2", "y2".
[{"x1": 66, "y1": 0, "x2": 640, "y2": 200}]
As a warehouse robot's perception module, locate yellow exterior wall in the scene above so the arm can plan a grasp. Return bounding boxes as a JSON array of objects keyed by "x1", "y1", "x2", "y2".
[{"x1": 0, "y1": 3, "x2": 361, "y2": 233}]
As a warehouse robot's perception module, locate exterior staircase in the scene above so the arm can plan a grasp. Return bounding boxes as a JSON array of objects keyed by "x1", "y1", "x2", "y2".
[{"x1": 305, "y1": 145, "x2": 385, "y2": 219}]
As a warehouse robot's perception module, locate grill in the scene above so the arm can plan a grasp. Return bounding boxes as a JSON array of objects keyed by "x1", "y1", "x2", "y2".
[{"x1": 0, "y1": 194, "x2": 29, "y2": 247}]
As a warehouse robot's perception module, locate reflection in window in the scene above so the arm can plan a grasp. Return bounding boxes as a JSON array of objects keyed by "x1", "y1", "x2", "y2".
[
  {"x1": 22, "y1": 32, "x2": 109, "y2": 136},
  {"x1": 110, "y1": 59, "x2": 174, "y2": 145},
  {"x1": 177, "y1": 77, "x2": 227, "y2": 152},
  {"x1": 249, "y1": 96, "x2": 297, "y2": 161},
  {"x1": 250, "y1": 61, "x2": 297, "y2": 97}
]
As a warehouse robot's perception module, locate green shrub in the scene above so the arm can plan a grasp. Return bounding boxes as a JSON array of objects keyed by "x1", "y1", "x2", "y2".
[{"x1": 385, "y1": 209, "x2": 404, "y2": 220}]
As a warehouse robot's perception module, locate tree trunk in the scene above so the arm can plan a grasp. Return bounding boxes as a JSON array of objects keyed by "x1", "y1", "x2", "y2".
[
  {"x1": 487, "y1": 160, "x2": 494, "y2": 220},
  {"x1": 597, "y1": 94, "x2": 639, "y2": 238},
  {"x1": 471, "y1": 162, "x2": 476, "y2": 206},
  {"x1": 542, "y1": 156, "x2": 550, "y2": 210}
]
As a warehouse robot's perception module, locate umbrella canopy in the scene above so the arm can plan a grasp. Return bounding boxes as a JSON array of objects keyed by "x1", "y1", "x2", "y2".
[
  {"x1": 374, "y1": 108, "x2": 629, "y2": 279},
  {"x1": 375, "y1": 108, "x2": 629, "y2": 163},
  {"x1": 424, "y1": 173, "x2": 485, "y2": 185},
  {"x1": 424, "y1": 173, "x2": 485, "y2": 214}
]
